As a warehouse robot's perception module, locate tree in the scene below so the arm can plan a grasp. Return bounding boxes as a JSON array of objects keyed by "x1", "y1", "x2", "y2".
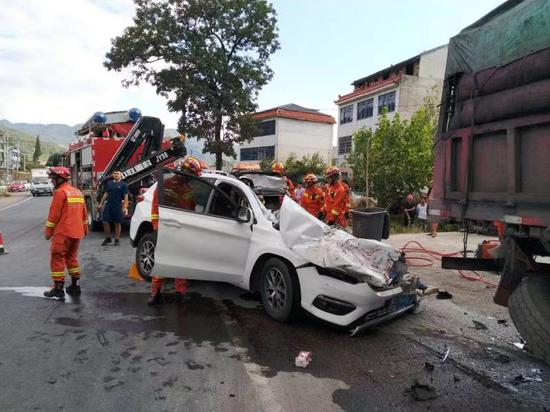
[
  {"x1": 46, "y1": 153, "x2": 64, "y2": 167},
  {"x1": 348, "y1": 96, "x2": 437, "y2": 208},
  {"x1": 104, "y1": 0, "x2": 280, "y2": 170},
  {"x1": 283, "y1": 153, "x2": 327, "y2": 182},
  {"x1": 347, "y1": 127, "x2": 373, "y2": 200},
  {"x1": 32, "y1": 135, "x2": 42, "y2": 163},
  {"x1": 259, "y1": 157, "x2": 274, "y2": 172}
]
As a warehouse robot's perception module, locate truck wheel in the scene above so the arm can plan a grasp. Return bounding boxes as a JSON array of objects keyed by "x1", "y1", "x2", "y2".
[
  {"x1": 259, "y1": 258, "x2": 300, "y2": 322},
  {"x1": 136, "y1": 232, "x2": 156, "y2": 282},
  {"x1": 85, "y1": 198, "x2": 101, "y2": 232},
  {"x1": 509, "y1": 274, "x2": 550, "y2": 365}
]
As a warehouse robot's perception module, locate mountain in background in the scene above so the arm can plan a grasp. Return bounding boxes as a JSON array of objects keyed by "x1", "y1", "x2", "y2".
[
  {"x1": 0, "y1": 119, "x2": 217, "y2": 164},
  {"x1": 0, "y1": 124, "x2": 65, "y2": 162}
]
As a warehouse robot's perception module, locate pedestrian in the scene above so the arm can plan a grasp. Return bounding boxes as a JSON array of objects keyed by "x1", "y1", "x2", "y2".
[
  {"x1": 322, "y1": 166, "x2": 348, "y2": 227},
  {"x1": 294, "y1": 183, "x2": 305, "y2": 203},
  {"x1": 272, "y1": 161, "x2": 296, "y2": 200},
  {"x1": 416, "y1": 196, "x2": 428, "y2": 230},
  {"x1": 98, "y1": 170, "x2": 129, "y2": 246},
  {"x1": 427, "y1": 183, "x2": 439, "y2": 237},
  {"x1": 43, "y1": 167, "x2": 88, "y2": 301},
  {"x1": 402, "y1": 193, "x2": 416, "y2": 227},
  {"x1": 300, "y1": 174, "x2": 324, "y2": 218},
  {"x1": 148, "y1": 156, "x2": 203, "y2": 305},
  {"x1": 341, "y1": 178, "x2": 352, "y2": 225}
]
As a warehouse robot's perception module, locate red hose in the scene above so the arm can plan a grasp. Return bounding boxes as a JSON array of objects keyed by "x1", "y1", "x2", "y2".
[{"x1": 400, "y1": 240, "x2": 497, "y2": 287}]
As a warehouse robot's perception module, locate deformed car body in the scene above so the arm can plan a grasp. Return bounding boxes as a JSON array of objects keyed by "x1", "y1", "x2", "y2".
[{"x1": 130, "y1": 168, "x2": 416, "y2": 333}]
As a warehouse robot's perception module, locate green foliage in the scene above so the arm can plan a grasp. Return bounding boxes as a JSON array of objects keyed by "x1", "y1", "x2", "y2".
[
  {"x1": 259, "y1": 157, "x2": 274, "y2": 172},
  {"x1": 32, "y1": 135, "x2": 42, "y2": 163},
  {"x1": 348, "y1": 96, "x2": 437, "y2": 208},
  {"x1": 347, "y1": 127, "x2": 373, "y2": 195},
  {"x1": 283, "y1": 153, "x2": 327, "y2": 183},
  {"x1": 0, "y1": 126, "x2": 60, "y2": 163},
  {"x1": 46, "y1": 153, "x2": 64, "y2": 167},
  {"x1": 104, "y1": 0, "x2": 280, "y2": 169}
]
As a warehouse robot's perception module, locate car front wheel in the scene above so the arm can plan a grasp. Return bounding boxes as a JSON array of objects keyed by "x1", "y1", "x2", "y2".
[
  {"x1": 260, "y1": 258, "x2": 300, "y2": 322},
  {"x1": 136, "y1": 232, "x2": 156, "y2": 282}
]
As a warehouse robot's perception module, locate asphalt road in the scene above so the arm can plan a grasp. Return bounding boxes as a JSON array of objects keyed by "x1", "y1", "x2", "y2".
[{"x1": 0, "y1": 193, "x2": 548, "y2": 411}]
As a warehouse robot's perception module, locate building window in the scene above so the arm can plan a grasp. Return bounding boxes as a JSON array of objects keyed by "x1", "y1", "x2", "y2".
[
  {"x1": 357, "y1": 98, "x2": 373, "y2": 120},
  {"x1": 240, "y1": 145, "x2": 275, "y2": 161},
  {"x1": 338, "y1": 136, "x2": 352, "y2": 155},
  {"x1": 253, "y1": 120, "x2": 276, "y2": 137},
  {"x1": 378, "y1": 91, "x2": 396, "y2": 114},
  {"x1": 340, "y1": 105, "x2": 353, "y2": 124}
]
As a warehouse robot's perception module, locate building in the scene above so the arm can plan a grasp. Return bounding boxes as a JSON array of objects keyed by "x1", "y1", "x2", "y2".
[
  {"x1": 334, "y1": 45, "x2": 448, "y2": 165},
  {"x1": 239, "y1": 104, "x2": 335, "y2": 164}
]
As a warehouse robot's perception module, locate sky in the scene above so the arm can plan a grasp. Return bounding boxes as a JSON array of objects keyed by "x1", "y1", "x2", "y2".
[{"x1": 0, "y1": 0, "x2": 505, "y2": 128}]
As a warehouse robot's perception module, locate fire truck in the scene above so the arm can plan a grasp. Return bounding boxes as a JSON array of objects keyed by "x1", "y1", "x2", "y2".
[{"x1": 65, "y1": 110, "x2": 187, "y2": 231}]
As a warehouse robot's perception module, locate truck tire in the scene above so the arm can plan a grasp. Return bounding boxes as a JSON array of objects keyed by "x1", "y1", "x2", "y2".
[
  {"x1": 509, "y1": 274, "x2": 550, "y2": 365},
  {"x1": 259, "y1": 258, "x2": 300, "y2": 322},
  {"x1": 85, "y1": 198, "x2": 102, "y2": 232}
]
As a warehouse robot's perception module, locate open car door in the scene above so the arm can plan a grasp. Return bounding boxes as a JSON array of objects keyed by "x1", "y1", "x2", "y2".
[{"x1": 153, "y1": 169, "x2": 254, "y2": 283}]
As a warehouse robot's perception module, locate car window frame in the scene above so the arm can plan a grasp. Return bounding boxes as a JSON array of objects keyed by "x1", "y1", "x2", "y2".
[{"x1": 158, "y1": 168, "x2": 240, "y2": 220}]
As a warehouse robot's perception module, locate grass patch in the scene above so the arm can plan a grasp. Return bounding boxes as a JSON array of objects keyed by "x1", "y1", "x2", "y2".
[{"x1": 389, "y1": 215, "x2": 458, "y2": 234}]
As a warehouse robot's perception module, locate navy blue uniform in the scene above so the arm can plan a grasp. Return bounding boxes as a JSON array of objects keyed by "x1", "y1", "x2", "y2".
[{"x1": 102, "y1": 180, "x2": 128, "y2": 223}]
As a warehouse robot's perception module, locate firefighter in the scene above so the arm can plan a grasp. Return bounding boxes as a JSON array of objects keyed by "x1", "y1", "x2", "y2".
[
  {"x1": 44, "y1": 167, "x2": 88, "y2": 301},
  {"x1": 148, "y1": 156, "x2": 203, "y2": 305},
  {"x1": 322, "y1": 166, "x2": 348, "y2": 228},
  {"x1": 272, "y1": 161, "x2": 295, "y2": 200},
  {"x1": 300, "y1": 173, "x2": 325, "y2": 218}
]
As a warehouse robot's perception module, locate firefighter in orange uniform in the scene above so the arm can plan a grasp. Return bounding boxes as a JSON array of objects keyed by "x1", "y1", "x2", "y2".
[
  {"x1": 272, "y1": 161, "x2": 295, "y2": 200},
  {"x1": 322, "y1": 166, "x2": 348, "y2": 228},
  {"x1": 148, "y1": 156, "x2": 203, "y2": 305},
  {"x1": 300, "y1": 174, "x2": 325, "y2": 218},
  {"x1": 43, "y1": 167, "x2": 88, "y2": 301}
]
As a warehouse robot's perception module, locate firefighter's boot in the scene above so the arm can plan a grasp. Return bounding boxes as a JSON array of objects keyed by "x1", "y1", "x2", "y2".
[
  {"x1": 44, "y1": 282, "x2": 65, "y2": 301},
  {"x1": 66, "y1": 277, "x2": 81, "y2": 296},
  {"x1": 175, "y1": 292, "x2": 190, "y2": 304},
  {"x1": 147, "y1": 291, "x2": 162, "y2": 306}
]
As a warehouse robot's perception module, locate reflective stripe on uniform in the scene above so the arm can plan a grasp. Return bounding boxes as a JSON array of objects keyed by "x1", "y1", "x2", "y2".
[
  {"x1": 46, "y1": 221, "x2": 56, "y2": 228},
  {"x1": 331, "y1": 209, "x2": 339, "y2": 216},
  {"x1": 67, "y1": 197, "x2": 84, "y2": 203},
  {"x1": 51, "y1": 271, "x2": 65, "y2": 278},
  {"x1": 151, "y1": 214, "x2": 159, "y2": 220},
  {"x1": 68, "y1": 267, "x2": 80, "y2": 273}
]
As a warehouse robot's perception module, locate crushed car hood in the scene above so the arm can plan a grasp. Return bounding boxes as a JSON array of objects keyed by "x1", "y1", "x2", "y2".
[{"x1": 279, "y1": 197, "x2": 401, "y2": 288}]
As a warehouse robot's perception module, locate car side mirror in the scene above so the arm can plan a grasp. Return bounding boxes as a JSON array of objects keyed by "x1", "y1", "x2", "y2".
[{"x1": 236, "y1": 206, "x2": 252, "y2": 223}]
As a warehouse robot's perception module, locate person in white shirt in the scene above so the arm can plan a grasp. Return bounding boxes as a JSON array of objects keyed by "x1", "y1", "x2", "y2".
[{"x1": 416, "y1": 196, "x2": 428, "y2": 230}]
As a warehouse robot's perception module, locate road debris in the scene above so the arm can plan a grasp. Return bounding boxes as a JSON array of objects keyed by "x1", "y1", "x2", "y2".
[
  {"x1": 511, "y1": 373, "x2": 543, "y2": 386},
  {"x1": 407, "y1": 380, "x2": 438, "y2": 401},
  {"x1": 436, "y1": 290, "x2": 453, "y2": 300},
  {"x1": 497, "y1": 319, "x2": 508, "y2": 327},
  {"x1": 295, "y1": 351, "x2": 312, "y2": 368},
  {"x1": 513, "y1": 342, "x2": 525, "y2": 350},
  {"x1": 472, "y1": 320, "x2": 488, "y2": 330},
  {"x1": 424, "y1": 362, "x2": 435, "y2": 372},
  {"x1": 441, "y1": 348, "x2": 450, "y2": 363}
]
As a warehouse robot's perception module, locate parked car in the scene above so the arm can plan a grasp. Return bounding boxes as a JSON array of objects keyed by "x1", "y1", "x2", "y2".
[
  {"x1": 7, "y1": 181, "x2": 27, "y2": 192},
  {"x1": 30, "y1": 179, "x2": 53, "y2": 196},
  {"x1": 130, "y1": 168, "x2": 416, "y2": 333}
]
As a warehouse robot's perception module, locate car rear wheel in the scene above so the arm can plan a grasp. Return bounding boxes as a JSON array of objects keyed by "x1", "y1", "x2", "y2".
[
  {"x1": 136, "y1": 232, "x2": 156, "y2": 282},
  {"x1": 259, "y1": 258, "x2": 300, "y2": 322},
  {"x1": 509, "y1": 274, "x2": 550, "y2": 365}
]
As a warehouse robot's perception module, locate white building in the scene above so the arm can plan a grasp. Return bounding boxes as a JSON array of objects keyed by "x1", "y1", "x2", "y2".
[
  {"x1": 335, "y1": 45, "x2": 448, "y2": 166},
  {"x1": 239, "y1": 104, "x2": 335, "y2": 163}
]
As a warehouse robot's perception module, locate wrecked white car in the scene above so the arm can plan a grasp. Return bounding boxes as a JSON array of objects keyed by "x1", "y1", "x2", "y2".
[{"x1": 130, "y1": 168, "x2": 417, "y2": 334}]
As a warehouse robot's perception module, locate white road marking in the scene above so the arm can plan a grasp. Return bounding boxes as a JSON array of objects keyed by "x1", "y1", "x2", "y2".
[
  {"x1": 0, "y1": 196, "x2": 33, "y2": 212},
  {"x1": 0, "y1": 286, "x2": 51, "y2": 299}
]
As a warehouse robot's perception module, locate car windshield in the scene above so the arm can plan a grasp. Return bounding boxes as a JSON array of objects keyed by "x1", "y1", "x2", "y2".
[{"x1": 32, "y1": 179, "x2": 49, "y2": 184}]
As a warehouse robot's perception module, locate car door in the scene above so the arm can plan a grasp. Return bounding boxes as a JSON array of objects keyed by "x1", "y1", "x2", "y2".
[{"x1": 153, "y1": 169, "x2": 253, "y2": 283}]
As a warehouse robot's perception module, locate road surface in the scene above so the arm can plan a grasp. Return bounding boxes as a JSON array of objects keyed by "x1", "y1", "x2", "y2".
[{"x1": 0, "y1": 193, "x2": 548, "y2": 411}]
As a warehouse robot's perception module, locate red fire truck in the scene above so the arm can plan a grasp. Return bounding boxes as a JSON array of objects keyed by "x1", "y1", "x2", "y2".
[{"x1": 65, "y1": 110, "x2": 186, "y2": 231}]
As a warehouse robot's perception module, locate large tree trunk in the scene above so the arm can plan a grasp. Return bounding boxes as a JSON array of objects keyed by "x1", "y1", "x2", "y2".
[{"x1": 215, "y1": 115, "x2": 223, "y2": 170}]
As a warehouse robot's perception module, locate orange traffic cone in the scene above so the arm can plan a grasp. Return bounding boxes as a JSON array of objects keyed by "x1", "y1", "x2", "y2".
[
  {"x1": 128, "y1": 263, "x2": 144, "y2": 282},
  {"x1": 0, "y1": 232, "x2": 6, "y2": 255}
]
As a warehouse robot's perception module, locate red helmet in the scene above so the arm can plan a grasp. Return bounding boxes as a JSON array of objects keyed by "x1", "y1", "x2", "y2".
[
  {"x1": 272, "y1": 161, "x2": 285, "y2": 174},
  {"x1": 303, "y1": 173, "x2": 318, "y2": 184},
  {"x1": 47, "y1": 166, "x2": 70, "y2": 180},
  {"x1": 181, "y1": 156, "x2": 202, "y2": 176},
  {"x1": 324, "y1": 166, "x2": 340, "y2": 178}
]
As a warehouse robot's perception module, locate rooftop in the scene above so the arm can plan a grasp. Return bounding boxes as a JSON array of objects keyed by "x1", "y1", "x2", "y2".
[{"x1": 253, "y1": 103, "x2": 335, "y2": 125}]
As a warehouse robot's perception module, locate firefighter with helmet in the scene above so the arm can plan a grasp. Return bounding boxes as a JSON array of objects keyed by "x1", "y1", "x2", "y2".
[
  {"x1": 44, "y1": 167, "x2": 88, "y2": 301},
  {"x1": 300, "y1": 173, "x2": 325, "y2": 218},
  {"x1": 148, "y1": 156, "x2": 202, "y2": 305},
  {"x1": 272, "y1": 161, "x2": 295, "y2": 200},
  {"x1": 322, "y1": 166, "x2": 348, "y2": 227}
]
